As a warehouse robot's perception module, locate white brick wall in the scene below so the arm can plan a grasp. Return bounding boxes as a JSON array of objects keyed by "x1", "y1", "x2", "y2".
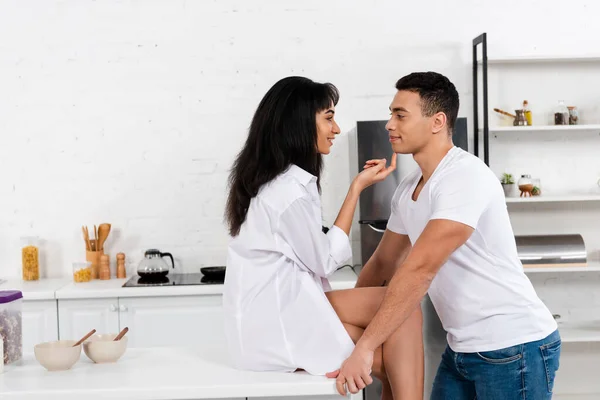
[{"x1": 1, "y1": 0, "x2": 600, "y2": 280}]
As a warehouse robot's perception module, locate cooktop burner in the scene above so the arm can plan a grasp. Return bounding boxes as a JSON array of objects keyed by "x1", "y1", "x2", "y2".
[{"x1": 122, "y1": 273, "x2": 223, "y2": 287}]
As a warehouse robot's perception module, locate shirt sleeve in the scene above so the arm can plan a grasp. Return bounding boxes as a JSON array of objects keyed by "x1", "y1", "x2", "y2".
[
  {"x1": 429, "y1": 168, "x2": 495, "y2": 229},
  {"x1": 276, "y1": 196, "x2": 352, "y2": 278},
  {"x1": 386, "y1": 186, "x2": 407, "y2": 235}
]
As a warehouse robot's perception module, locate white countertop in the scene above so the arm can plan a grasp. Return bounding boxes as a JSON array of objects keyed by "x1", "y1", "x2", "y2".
[
  {"x1": 0, "y1": 278, "x2": 70, "y2": 301},
  {"x1": 55, "y1": 267, "x2": 357, "y2": 299},
  {"x1": 0, "y1": 344, "x2": 345, "y2": 400},
  {"x1": 0, "y1": 268, "x2": 358, "y2": 300}
]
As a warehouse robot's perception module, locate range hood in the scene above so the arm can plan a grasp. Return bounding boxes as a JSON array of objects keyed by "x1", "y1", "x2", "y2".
[{"x1": 516, "y1": 234, "x2": 587, "y2": 267}]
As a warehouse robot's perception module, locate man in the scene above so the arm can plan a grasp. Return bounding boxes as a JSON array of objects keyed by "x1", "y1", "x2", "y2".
[{"x1": 329, "y1": 72, "x2": 560, "y2": 399}]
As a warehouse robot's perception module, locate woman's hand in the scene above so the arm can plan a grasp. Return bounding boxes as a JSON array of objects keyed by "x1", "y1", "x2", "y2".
[{"x1": 352, "y1": 153, "x2": 397, "y2": 192}]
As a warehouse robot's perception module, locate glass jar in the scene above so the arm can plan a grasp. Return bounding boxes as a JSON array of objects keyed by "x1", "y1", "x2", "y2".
[
  {"x1": 567, "y1": 106, "x2": 579, "y2": 125},
  {"x1": 73, "y1": 262, "x2": 92, "y2": 283},
  {"x1": 518, "y1": 174, "x2": 534, "y2": 197},
  {"x1": 554, "y1": 101, "x2": 569, "y2": 125},
  {"x1": 21, "y1": 237, "x2": 40, "y2": 281}
]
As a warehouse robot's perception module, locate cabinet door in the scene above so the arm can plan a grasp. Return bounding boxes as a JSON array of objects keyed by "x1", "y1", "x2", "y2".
[
  {"x1": 118, "y1": 295, "x2": 224, "y2": 348},
  {"x1": 58, "y1": 298, "x2": 120, "y2": 340},
  {"x1": 22, "y1": 300, "x2": 59, "y2": 351}
]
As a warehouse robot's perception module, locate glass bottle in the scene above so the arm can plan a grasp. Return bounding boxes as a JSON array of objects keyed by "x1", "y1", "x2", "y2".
[
  {"x1": 523, "y1": 100, "x2": 532, "y2": 126},
  {"x1": 554, "y1": 101, "x2": 569, "y2": 125}
]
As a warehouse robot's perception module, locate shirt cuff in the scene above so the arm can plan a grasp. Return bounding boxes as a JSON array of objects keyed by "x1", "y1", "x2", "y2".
[{"x1": 326, "y1": 225, "x2": 352, "y2": 267}]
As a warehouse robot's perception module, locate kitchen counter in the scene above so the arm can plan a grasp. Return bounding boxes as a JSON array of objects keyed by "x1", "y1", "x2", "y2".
[
  {"x1": 0, "y1": 268, "x2": 358, "y2": 300},
  {"x1": 0, "y1": 278, "x2": 70, "y2": 300},
  {"x1": 0, "y1": 268, "x2": 356, "y2": 300},
  {"x1": 0, "y1": 342, "x2": 354, "y2": 400},
  {"x1": 53, "y1": 267, "x2": 358, "y2": 299}
]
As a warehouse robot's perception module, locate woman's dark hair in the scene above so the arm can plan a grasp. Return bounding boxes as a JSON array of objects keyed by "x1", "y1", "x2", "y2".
[{"x1": 225, "y1": 76, "x2": 339, "y2": 236}]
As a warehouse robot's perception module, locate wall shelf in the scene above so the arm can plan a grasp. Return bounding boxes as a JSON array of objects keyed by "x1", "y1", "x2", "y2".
[
  {"x1": 478, "y1": 55, "x2": 600, "y2": 64},
  {"x1": 524, "y1": 262, "x2": 600, "y2": 274},
  {"x1": 558, "y1": 323, "x2": 600, "y2": 343},
  {"x1": 488, "y1": 124, "x2": 600, "y2": 133},
  {"x1": 506, "y1": 194, "x2": 600, "y2": 204}
]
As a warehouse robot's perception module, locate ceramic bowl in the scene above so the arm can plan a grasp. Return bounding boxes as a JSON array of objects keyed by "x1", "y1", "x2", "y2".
[{"x1": 83, "y1": 334, "x2": 128, "y2": 363}]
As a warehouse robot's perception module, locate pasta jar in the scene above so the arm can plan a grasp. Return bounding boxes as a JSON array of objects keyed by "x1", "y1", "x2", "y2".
[
  {"x1": 21, "y1": 237, "x2": 40, "y2": 281},
  {"x1": 73, "y1": 262, "x2": 93, "y2": 283}
]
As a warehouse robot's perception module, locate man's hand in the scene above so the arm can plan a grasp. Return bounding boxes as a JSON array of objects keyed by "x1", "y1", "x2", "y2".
[{"x1": 326, "y1": 344, "x2": 374, "y2": 396}]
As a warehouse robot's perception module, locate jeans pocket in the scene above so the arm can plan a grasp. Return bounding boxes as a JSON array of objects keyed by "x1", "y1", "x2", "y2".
[
  {"x1": 540, "y1": 338, "x2": 561, "y2": 393},
  {"x1": 476, "y1": 344, "x2": 523, "y2": 364}
]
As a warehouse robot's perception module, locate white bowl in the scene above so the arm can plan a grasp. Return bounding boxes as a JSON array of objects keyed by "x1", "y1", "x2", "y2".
[
  {"x1": 34, "y1": 340, "x2": 81, "y2": 371},
  {"x1": 83, "y1": 334, "x2": 128, "y2": 363}
]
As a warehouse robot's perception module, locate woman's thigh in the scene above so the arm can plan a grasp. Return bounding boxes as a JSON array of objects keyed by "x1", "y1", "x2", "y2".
[{"x1": 325, "y1": 287, "x2": 387, "y2": 328}]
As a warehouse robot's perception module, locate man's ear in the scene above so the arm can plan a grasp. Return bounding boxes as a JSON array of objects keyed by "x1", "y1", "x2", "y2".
[{"x1": 432, "y1": 112, "x2": 447, "y2": 134}]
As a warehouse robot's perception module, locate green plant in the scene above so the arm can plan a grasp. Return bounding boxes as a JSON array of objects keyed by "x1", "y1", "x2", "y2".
[{"x1": 500, "y1": 173, "x2": 514, "y2": 184}]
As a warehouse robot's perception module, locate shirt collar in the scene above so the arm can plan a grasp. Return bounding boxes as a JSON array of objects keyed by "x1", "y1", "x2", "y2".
[{"x1": 286, "y1": 164, "x2": 317, "y2": 187}]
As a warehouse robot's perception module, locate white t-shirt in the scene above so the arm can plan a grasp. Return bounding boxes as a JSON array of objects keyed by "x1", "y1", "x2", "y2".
[{"x1": 387, "y1": 146, "x2": 557, "y2": 352}]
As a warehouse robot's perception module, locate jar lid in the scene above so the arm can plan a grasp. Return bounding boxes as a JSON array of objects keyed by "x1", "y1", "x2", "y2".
[
  {"x1": 0, "y1": 290, "x2": 23, "y2": 304},
  {"x1": 521, "y1": 174, "x2": 531, "y2": 178}
]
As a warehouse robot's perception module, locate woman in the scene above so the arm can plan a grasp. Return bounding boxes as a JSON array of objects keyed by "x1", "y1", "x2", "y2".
[{"x1": 223, "y1": 76, "x2": 424, "y2": 399}]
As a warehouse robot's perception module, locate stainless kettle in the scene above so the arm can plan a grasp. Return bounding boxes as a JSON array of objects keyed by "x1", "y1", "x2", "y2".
[{"x1": 137, "y1": 249, "x2": 175, "y2": 279}]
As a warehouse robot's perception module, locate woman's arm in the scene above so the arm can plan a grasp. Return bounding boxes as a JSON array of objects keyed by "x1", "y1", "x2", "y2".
[
  {"x1": 333, "y1": 154, "x2": 397, "y2": 235},
  {"x1": 276, "y1": 155, "x2": 398, "y2": 278}
]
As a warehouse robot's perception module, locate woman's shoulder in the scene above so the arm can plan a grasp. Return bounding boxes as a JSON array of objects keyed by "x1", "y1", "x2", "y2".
[{"x1": 258, "y1": 170, "x2": 314, "y2": 212}]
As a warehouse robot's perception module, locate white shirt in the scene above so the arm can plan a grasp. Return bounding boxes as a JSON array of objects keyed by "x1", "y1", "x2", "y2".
[
  {"x1": 223, "y1": 165, "x2": 355, "y2": 375},
  {"x1": 387, "y1": 147, "x2": 557, "y2": 352}
]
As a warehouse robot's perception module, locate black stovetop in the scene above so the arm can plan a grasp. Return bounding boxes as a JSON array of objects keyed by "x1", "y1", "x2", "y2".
[{"x1": 122, "y1": 273, "x2": 223, "y2": 287}]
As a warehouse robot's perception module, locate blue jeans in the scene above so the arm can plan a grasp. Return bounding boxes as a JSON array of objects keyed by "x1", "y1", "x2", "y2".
[{"x1": 431, "y1": 330, "x2": 561, "y2": 400}]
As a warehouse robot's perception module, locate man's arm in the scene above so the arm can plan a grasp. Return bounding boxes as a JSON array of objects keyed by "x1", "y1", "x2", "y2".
[
  {"x1": 332, "y1": 218, "x2": 473, "y2": 395},
  {"x1": 355, "y1": 229, "x2": 412, "y2": 288}
]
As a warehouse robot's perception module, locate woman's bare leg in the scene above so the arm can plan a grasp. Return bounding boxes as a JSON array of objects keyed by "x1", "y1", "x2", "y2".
[
  {"x1": 326, "y1": 287, "x2": 424, "y2": 400},
  {"x1": 342, "y1": 323, "x2": 393, "y2": 400}
]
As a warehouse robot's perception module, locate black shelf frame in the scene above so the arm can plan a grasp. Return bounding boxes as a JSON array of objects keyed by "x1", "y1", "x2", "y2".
[{"x1": 472, "y1": 33, "x2": 490, "y2": 166}]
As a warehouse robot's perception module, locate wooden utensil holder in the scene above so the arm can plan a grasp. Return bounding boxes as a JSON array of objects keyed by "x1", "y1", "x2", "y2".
[{"x1": 86, "y1": 250, "x2": 105, "y2": 280}]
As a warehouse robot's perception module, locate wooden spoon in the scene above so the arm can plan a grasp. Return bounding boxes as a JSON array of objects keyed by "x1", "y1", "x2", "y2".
[
  {"x1": 73, "y1": 329, "x2": 96, "y2": 347},
  {"x1": 82, "y1": 226, "x2": 91, "y2": 251},
  {"x1": 97, "y1": 223, "x2": 112, "y2": 251},
  {"x1": 114, "y1": 327, "x2": 129, "y2": 341}
]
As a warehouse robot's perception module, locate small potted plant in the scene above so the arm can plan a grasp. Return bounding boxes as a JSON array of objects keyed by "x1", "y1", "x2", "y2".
[{"x1": 500, "y1": 173, "x2": 515, "y2": 197}]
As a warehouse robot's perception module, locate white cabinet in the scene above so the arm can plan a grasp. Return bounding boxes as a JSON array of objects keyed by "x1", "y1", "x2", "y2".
[
  {"x1": 57, "y1": 295, "x2": 225, "y2": 348},
  {"x1": 58, "y1": 298, "x2": 120, "y2": 340},
  {"x1": 119, "y1": 295, "x2": 224, "y2": 347},
  {"x1": 21, "y1": 300, "x2": 59, "y2": 350}
]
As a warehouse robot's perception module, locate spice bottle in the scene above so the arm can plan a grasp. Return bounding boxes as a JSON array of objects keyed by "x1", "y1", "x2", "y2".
[
  {"x1": 99, "y1": 254, "x2": 111, "y2": 280},
  {"x1": 116, "y1": 253, "x2": 127, "y2": 279}
]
